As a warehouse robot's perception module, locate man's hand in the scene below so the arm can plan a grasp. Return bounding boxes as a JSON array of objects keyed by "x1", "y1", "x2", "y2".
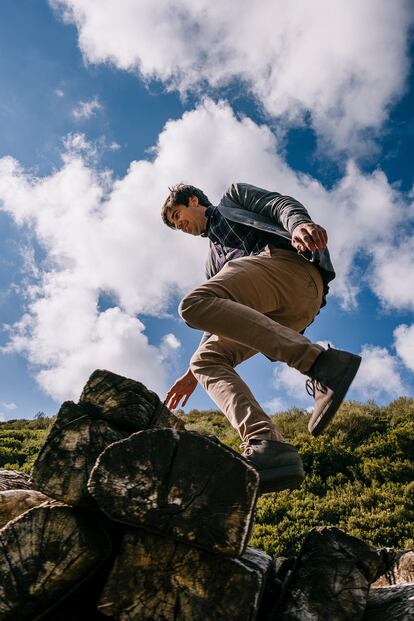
[
  {"x1": 164, "y1": 368, "x2": 198, "y2": 410},
  {"x1": 292, "y1": 222, "x2": 328, "y2": 253}
]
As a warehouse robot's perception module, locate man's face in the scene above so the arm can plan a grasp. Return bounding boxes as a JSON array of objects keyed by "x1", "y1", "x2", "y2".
[{"x1": 168, "y1": 196, "x2": 207, "y2": 236}]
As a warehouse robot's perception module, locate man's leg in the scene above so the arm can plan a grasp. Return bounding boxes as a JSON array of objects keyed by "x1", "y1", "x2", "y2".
[
  {"x1": 190, "y1": 335, "x2": 284, "y2": 443},
  {"x1": 181, "y1": 247, "x2": 360, "y2": 440},
  {"x1": 180, "y1": 249, "x2": 324, "y2": 374},
  {"x1": 190, "y1": 331, "x2": 305, "y2": 493},
  {"x1": 181, "y1": 249, "x2": 325, "y2": 493}
]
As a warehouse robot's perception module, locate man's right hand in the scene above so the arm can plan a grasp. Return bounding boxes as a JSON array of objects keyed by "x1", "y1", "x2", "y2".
[{"x1": 163, "y1": 368, "x2": 198, "y2": 410}]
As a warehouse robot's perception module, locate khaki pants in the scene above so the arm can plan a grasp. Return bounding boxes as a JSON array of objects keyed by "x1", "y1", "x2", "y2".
[{"x1": 179, "y1": 246, "x2": 324, "y2": 442}]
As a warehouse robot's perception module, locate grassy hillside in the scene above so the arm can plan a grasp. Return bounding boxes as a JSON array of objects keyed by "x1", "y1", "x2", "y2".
[{"x1": 1, "y1": 399, "x2": 413, "y2": 557}]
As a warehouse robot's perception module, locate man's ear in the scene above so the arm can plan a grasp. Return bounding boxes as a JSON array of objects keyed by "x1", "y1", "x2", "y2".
[{"x1": 188, "y1": 195, "x2": 199, "y2": 208}]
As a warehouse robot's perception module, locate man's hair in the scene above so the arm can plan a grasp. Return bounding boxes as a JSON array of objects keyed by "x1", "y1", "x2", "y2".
[{"x1": 161, "y1": 183, "x2": 211, "y2": 229}]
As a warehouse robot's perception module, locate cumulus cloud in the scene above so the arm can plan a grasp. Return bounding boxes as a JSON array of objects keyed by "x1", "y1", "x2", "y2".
[
  {"x1": 162, "y1": 334, "x2": 181, "y2": 351},
  {"x1": 72, "y1": 96, "x2": 102, "y2": 120},
  {"x1": 50, "y1": 0, "x2": 412, "y2": 154},
  {"x1": 394, "y1": 324, "x2": 414, "y2": 372},
  {"x1": 0, "y1": 402, "x2": 17, "y2": 411},
  {"x1": 0, "y1": 99, "x2": 411, "y2": 401},
  {"x1": 263, "y1": 395, "x2": 285, "y2": 414},
  {"x1": 351, "y1": 344, "x2": 405, "y2": 399},
  {"x1": 63, "y1": 133, "x2": 121, "y2": 161},
  {"x1": 63, "y1": 132, "x2": 96, "y2": 156},
  {"x1": 369, "y1": 237, "x2": 414, "y2": 311},
  {"x1": 13, "y1": 308, "x2": 168, "y2": 402}
]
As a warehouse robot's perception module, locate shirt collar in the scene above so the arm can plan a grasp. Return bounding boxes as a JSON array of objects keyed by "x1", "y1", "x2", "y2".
[{"x1": 201, "y1": 204, "x2": 215, "y2": 237}]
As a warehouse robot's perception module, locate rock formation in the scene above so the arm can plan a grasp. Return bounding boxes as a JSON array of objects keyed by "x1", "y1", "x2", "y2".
[{"x1": 0, "y1": 369, "x2": 411, "y2": 620}]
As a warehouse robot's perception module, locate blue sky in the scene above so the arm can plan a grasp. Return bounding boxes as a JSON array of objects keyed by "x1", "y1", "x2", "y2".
[{"x1": 0, "y1": 0, "x2": 413, "y2": 420}]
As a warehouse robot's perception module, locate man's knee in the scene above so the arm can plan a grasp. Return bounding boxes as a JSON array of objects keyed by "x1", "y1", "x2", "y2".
[
  {"x1": 178, "y1": 292, "x2": 196, "y2": 324},
  {"x1": 190, "y1": 342, "x2": 235, "y2": 378},
  {"x1": 178, "y1": 288, "x2": 211, "y2": 324},
  {"x1": 189, "y1": 349, "x2": 202, "y2": 378}
]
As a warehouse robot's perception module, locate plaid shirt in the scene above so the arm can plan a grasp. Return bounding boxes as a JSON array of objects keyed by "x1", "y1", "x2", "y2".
[{"x1": 201, "y1": 204, "x2": 295, "y2": 279}]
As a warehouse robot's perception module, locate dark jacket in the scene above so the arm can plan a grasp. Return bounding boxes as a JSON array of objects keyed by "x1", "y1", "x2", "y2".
[{"x1": 205, "y1": 182, "x2": 335, "y2": 287}]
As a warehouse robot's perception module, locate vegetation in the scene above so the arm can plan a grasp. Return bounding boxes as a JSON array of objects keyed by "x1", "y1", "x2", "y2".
[
  {"x1": 1, "y1": 399, "x2": 413, "y2": 557},
  {"x1": 0, "y1": 412, "x2": 53, "y2": 473}
]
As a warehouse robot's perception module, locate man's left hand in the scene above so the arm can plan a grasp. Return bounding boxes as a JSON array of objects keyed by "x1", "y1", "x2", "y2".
[{"x1": 292, "y1": 222, "x2": 328, "y2": 253}]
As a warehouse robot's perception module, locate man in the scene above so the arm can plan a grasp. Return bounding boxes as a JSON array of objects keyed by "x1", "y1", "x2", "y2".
[{"x1": 162, "y1": 182, "x2": 361, "y2": 494}]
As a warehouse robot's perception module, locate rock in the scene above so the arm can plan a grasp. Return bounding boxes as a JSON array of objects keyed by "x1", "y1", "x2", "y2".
[
  {"x1": 0, "y1": 488, "x2": 51, "y2": 527},
  {"x1": 79, "y1": 369, "x2": 185, "y2": 432},
  {"x1": 274, "y1": 526, "x2": 384, "y2": 621},
  {"x1": 363, "y1": 584, "x2": 414, "y2": 621},
  {"x1": 0, "y1": 468, "x2": 31, "y2": 491},
  {"x1": 373, "y1": 550, "x2": 414, "y2": 587},
  {"x1": 0, "y1": 503, "x2": 112, "y2": 621},
  {"x1": 31, "y1": 402, "x2": 127, "y2": 506},
  {"x1": 98, "y1": 528, "x2": 272, "y2": 620},
  {"x1": 88, "y1": 428, "x2": 259, "y2": 556}
]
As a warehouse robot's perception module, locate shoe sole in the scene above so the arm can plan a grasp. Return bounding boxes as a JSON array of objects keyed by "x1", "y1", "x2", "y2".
[
  {"x1": 258, "y1": 464, "x2": 305, "y2": 494},
  {"x1": 309, "y1": 354, "x2": 362, "y2": 436}
]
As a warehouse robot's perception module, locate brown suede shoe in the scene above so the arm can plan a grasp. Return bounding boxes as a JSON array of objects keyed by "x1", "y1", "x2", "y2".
[
  {"x1": 241, "y1": 439, "x2": 305, "y2": 494},
  {"x1": 306, "y1": 346, "x2": 362, "y2": 436}
]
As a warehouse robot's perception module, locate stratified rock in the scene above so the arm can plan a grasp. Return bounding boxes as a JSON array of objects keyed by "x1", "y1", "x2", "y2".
[
  {"x1": 274, "y1": 527, "x2": 383, "y2": 621},
  {"x1": 79, "y1": 369, "x2": 185, "y2": 432},
  {"x1": 0, "y1": 488, "x2": 51, "y2": 527},
  {"x1": 31, "y1": 402, "x2": 127, "y2": 506},
  {"x1": 88, "y1": 428, "x2": 259, "y2": 556},
  {"x1": 0, "y1": 503, "x2": 112, "y2": 621},
  {"x1": 0, "y1": 468, "x2": 31, "y2": 491},
  {"x1": 98, "y1": 528, "x2": 271, "y2": 621},
  {"x1": 363, "y1": 584, "x2": 414, "y2": 620}
]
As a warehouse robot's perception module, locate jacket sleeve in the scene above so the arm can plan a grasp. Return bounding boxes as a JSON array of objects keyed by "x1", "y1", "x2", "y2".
[{"x1": 226, "y1": 182, "x2": 313, "y2": 234}]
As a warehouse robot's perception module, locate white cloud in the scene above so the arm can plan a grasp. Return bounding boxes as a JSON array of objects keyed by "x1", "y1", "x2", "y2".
[
  {"x1": 63, "y1": 132, "x2": 97, "y2": 156},
  {"x1": 55, "y1": 88, "x2": 64, "y2": 97},
  {"x1": 62, "y1": 133, "x2": 121, "y2": 161},
  {"x1": 263, "y1": 396, "x2": 285, "y2": 414},
  {"x1": 50, "y1": 0, "x2": 412, "y2": 154},
  {"x1": 317, "y1": 163, "x2": 411, "y2": 307},
  {"x1": 0, "y1": 99, "x2": 411, "y2": 401},
  {"x1": 273, "y1": 364, "x2": 310, "y2": 405},
  {"x1": 33, "y1": 308, "x2": 168, "y2": 402},
  {"x1": 0, "y1": 402, "x2": 17, "y2": 411},
  {"x1": 394, "y1": 324, "x2": 414, "y2": 372},
  {"x1": 369, "y1": 238, "x2": 414, "y2": 311},
  {"x1": 162, "y1": 333, "x2": 181, "y2": 351},
  {"x1": 352, "y1": 345, "x2": 405, "y2": 399},
  {"x1": 72, "y1": 96, "x2": 102, "y2": 120}
]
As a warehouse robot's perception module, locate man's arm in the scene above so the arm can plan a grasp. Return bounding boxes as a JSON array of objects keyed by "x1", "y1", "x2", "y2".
[{"x1": 225, "y1": 182, "x2": 328, "y2": 252}]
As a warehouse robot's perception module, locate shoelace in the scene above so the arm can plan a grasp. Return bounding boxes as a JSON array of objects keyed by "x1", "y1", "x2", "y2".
[
  {"x1": 306, "y1": 378, "x2": 328, "y2": 398},
  {"x1": 239, "y1": 441, "x2": 254, "y2": 456}
]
